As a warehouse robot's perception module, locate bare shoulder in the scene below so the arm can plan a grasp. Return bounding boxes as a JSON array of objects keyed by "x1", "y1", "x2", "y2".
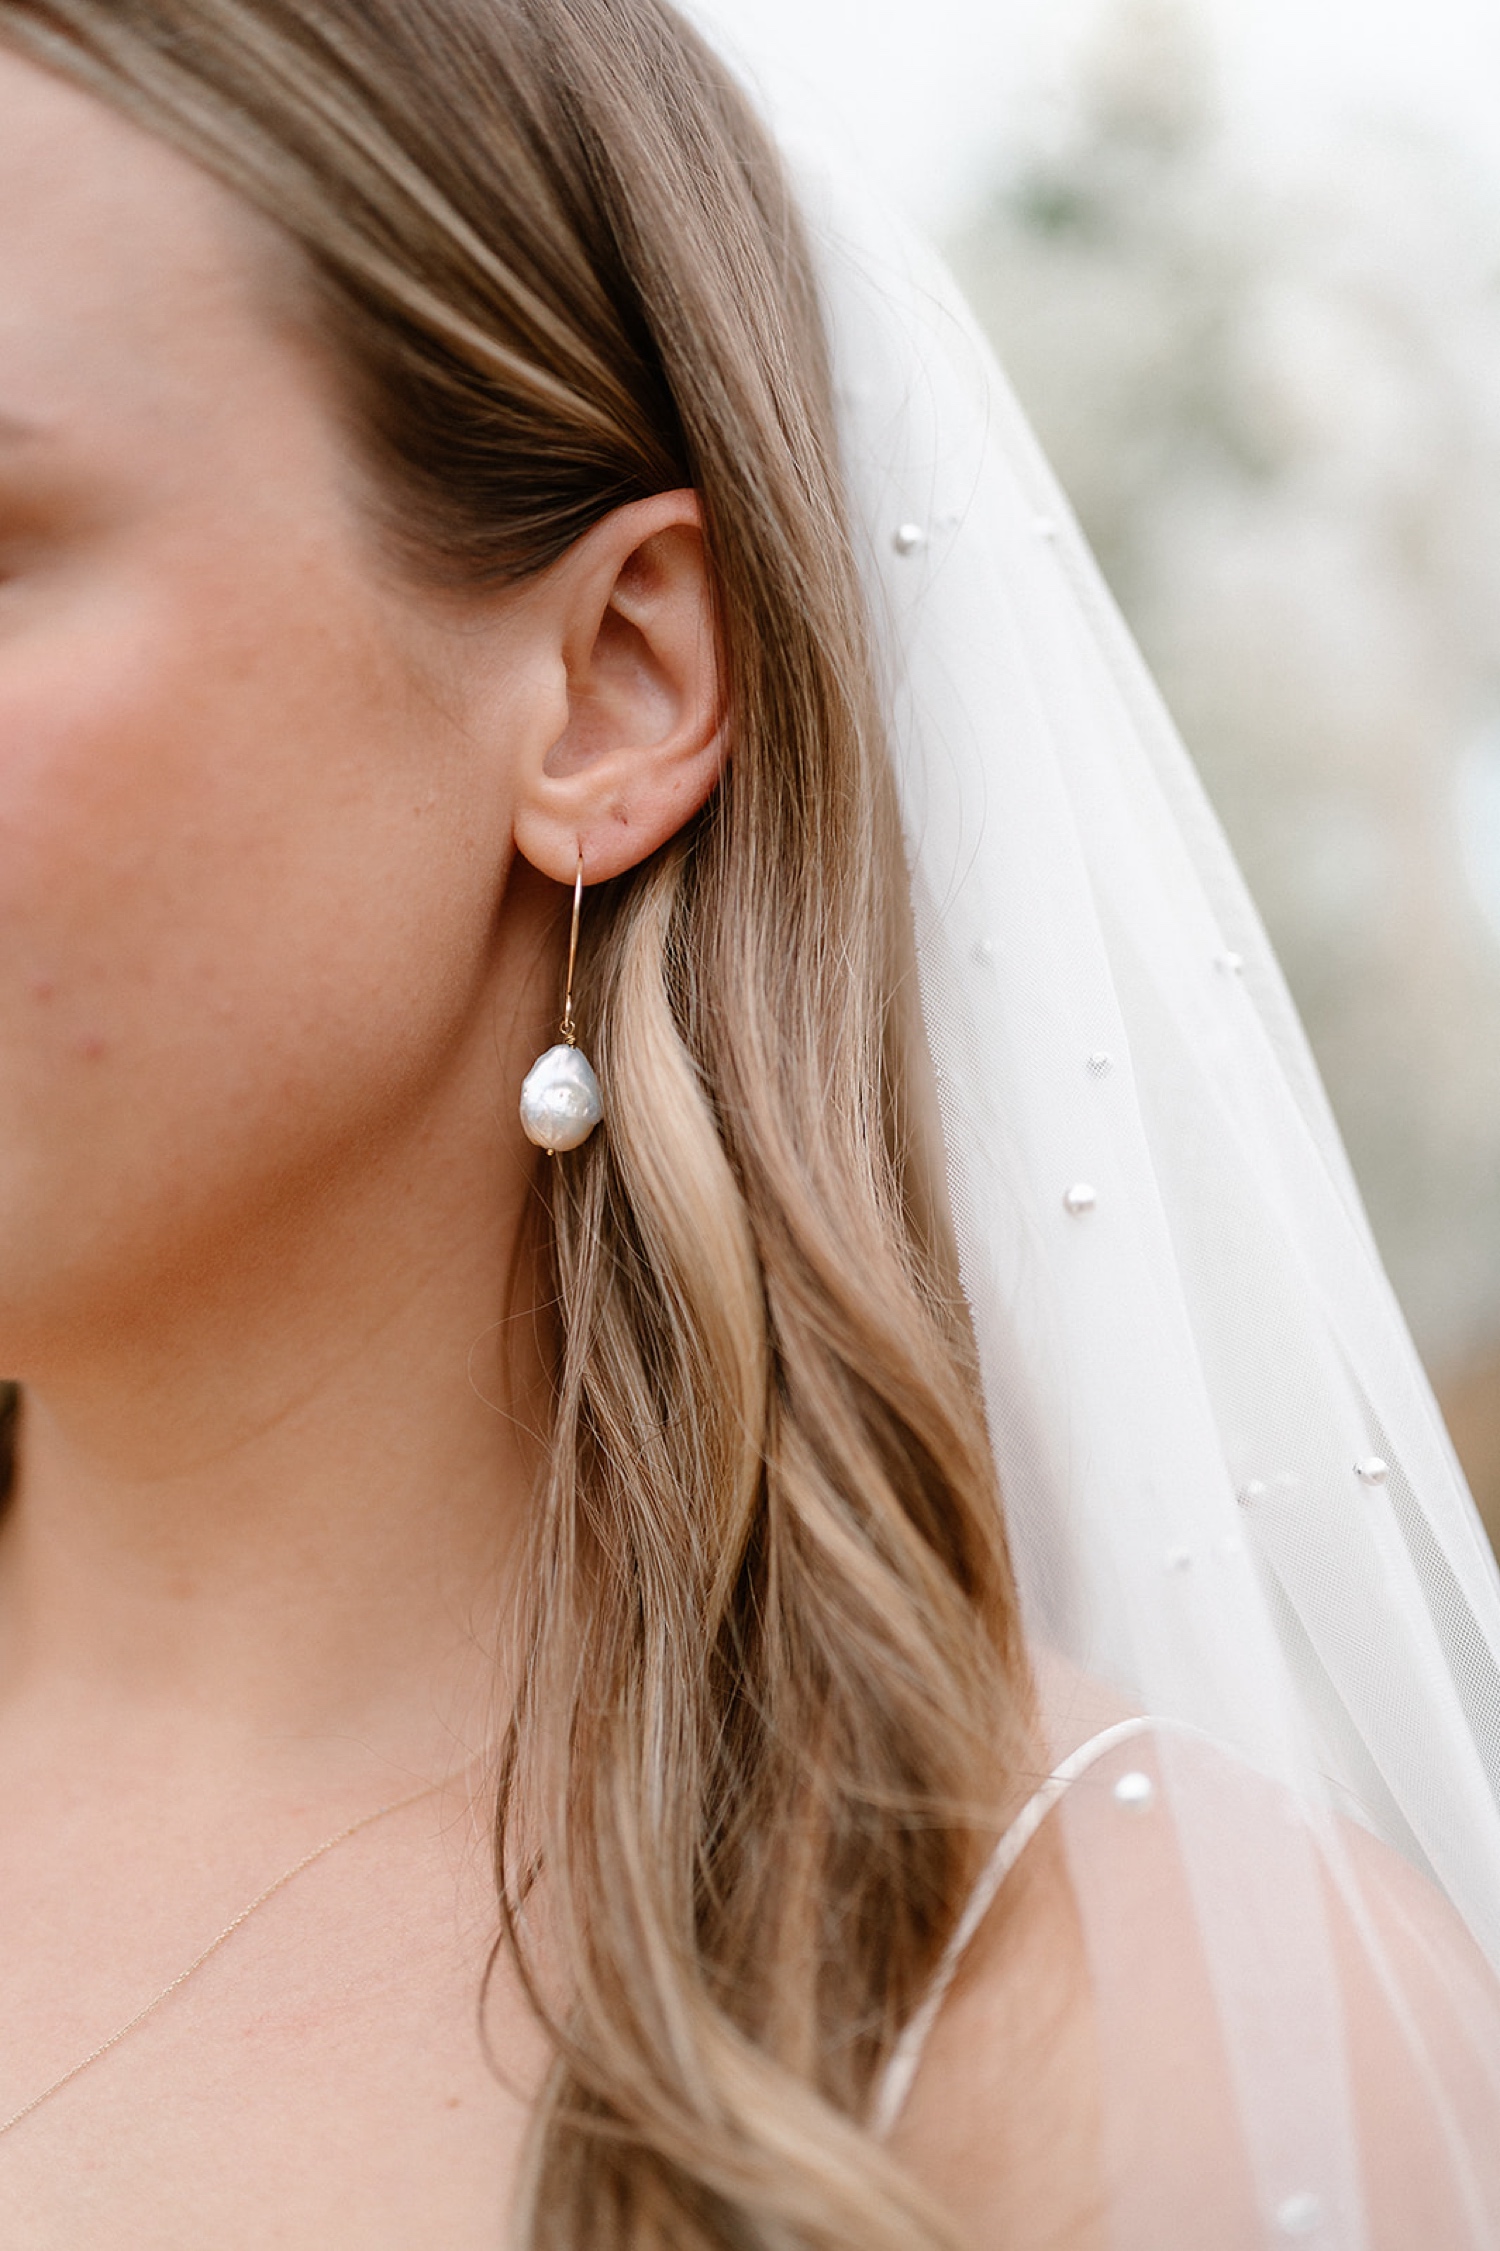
[
  {"x1": 889, "y1": 1722, "x2": 1248, "y2": 2251},
  {"x1": 890, "y1": 1715, "x2": 1500, "y2": 2251}
]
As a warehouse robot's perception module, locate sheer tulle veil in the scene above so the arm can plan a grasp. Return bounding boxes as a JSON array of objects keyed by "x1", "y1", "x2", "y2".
[{"x1": 796, "y1": 157, "x2": 1500, "y2": 2245}]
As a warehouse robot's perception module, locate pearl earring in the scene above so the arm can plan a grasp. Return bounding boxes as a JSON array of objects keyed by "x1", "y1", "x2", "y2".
[{"x1": 519, "y1": 854, "x2": 603, "y2": 1154}]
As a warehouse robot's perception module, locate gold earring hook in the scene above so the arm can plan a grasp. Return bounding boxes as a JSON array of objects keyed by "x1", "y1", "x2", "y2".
[{"x1": 560, "y1": 852, "x2": 584, "y2": 1048}]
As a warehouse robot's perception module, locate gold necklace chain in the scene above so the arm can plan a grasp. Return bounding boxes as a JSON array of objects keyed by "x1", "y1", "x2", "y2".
[{"x1": 0, "y1": 1768, "x2": 466, "y2": 2141}]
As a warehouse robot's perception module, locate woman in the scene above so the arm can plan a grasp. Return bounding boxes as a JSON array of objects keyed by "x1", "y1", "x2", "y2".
[{"x1": 0, "y1": 1, "x2": 1493, "y2": 2245}]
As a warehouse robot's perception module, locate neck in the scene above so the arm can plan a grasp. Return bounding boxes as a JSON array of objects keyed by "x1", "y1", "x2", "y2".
[{"x1": 0, "y1": 1076, "x2": 551, "y2": 1798}]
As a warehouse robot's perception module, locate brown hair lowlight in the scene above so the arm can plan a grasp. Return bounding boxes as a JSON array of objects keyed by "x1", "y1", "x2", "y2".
[{"x1": 0, "y1": 3, "x2": 1034, "y2": 2242}]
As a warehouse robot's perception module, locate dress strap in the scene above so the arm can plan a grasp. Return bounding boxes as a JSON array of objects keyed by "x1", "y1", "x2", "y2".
[{"x1": 870, "y1": 1715, "x2": 1163, "y2": 2140}]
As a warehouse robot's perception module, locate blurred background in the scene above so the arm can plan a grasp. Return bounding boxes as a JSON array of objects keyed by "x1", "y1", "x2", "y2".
[{"x1": 691, "y1": 0, "x2": 1500, "y2": 1541}]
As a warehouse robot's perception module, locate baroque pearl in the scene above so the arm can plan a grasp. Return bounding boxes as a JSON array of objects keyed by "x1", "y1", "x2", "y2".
[
  {"x1": 893, "y1": 522, "x2": 929, "y2": 556},
  {"x1": 1356, "y1": 1457, "x2": 1389, "y2": 1488},
  {"x1": 1063, "y1": 1183, "x2": 1098, "y2": 1216},
  {"x1": 1113, "y1": 1771, "x2": 1155, "y2": 1812},
  {"x1": 520, "y1": 1044, "x2": 603, "y2": 1153}
]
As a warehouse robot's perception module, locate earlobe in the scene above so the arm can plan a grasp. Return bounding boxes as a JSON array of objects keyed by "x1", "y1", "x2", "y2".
[{"x1": 511, "y1": 491, "x2": 726, "y2": 888}]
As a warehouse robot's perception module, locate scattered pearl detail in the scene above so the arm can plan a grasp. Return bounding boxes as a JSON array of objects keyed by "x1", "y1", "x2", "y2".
[
  {"x1": 1063, "y1": 1183, "x2": 1098, "y2": 1216},
  {"x1": 1113, "y1": 1771, "x2": 1155, "y2": 1812}
]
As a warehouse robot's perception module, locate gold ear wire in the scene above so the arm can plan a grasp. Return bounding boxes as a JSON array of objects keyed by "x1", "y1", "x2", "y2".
[{"x1": 560, "y1": 851, "x2": 584, "y2": 1048}]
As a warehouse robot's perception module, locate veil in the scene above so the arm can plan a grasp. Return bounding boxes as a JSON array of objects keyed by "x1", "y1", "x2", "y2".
[{"x1": 798, "y1": 162, "x2": 1500, "y2": 2244}]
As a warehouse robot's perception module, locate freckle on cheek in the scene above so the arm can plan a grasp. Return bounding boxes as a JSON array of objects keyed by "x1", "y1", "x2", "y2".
[
  {"x1": 29, "y1": 979, "x2": 55, "y2": 1004},
  {"x1": 76, "y1": 1034, "x2": 107, "y2": 1063}
]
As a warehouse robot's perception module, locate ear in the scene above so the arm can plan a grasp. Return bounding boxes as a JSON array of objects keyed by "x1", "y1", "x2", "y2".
[{"x1": 510, "y1": 491, "x2": 725, "y2": 887}]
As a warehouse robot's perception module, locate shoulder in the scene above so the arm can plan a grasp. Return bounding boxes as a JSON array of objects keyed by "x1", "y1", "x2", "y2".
[
  {"x1": 888, "y1": 1719, "x2": 1239, "y2": 2250},
  {"x1": 889, "y1": 1711, "x2": 1500, "y2": 2251}
]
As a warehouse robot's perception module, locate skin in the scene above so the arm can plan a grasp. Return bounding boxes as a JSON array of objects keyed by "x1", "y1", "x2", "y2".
[
  {"x1": 0, "y1": 43, "x2": 723, "y2": 2246},
  {"x1": 0, "y1": 39, "x2": 1496, "y2": 2251},
  {"x1": 894, "y1": 1673, "x2": 1500, "y2": 2251}
]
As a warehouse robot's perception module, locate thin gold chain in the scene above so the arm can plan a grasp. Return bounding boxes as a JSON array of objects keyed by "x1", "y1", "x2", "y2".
[{"x1": 0, "y1": 1768, "x2": 465, "y2": 2141}]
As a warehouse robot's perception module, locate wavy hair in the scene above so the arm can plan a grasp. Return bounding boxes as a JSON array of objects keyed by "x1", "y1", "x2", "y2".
[{"x1": 0, "y1": 2, "x2": 1032, "y2": 2241}]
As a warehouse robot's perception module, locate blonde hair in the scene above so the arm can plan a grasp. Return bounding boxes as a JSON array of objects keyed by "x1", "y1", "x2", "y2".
[{"x1": 0, "y1": 3, "x2": 1032, "y2": 2241}]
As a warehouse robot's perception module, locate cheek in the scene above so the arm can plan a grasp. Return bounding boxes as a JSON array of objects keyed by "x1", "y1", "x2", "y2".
[{"x1": 0, "y1": 554, "x2": 509, "y2": 1330}]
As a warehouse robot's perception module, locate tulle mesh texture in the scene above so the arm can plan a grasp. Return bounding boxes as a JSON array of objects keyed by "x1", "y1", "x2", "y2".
[{"x1": 802, "y1": 162, "x2": 1500, "y2": 2248}]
